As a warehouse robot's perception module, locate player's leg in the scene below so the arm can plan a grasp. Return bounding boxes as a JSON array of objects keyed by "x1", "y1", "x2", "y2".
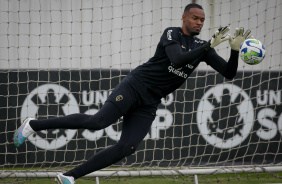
[
  {"x1": 13, "y1": 102, "x2": 122, "y2": 148},
  {"x1": 28, "y1": 78, "x2": 137, "y2": 131},
  {"x1": 62, "y1": 113, "x2": 155, "y2": 180},
  {"x1": 14, "y1": 79, "x2": 138, "y2": 148},
  {"x1": 29, "y1": 102, "x2": 122, "y2": 131}
]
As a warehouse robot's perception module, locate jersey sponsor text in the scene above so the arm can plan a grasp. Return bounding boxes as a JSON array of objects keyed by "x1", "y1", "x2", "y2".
[{"x1": 168, "y1": 65, "x2": 188, "y2": 79}]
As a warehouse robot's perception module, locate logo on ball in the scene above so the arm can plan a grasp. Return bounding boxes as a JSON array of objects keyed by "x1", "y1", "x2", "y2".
[
  {"x1": 197, "y1": 84, "x2": 254, "y2": 149},
  {"x1": 240, "y1": 39, "x2": 266, "y2": 65}
]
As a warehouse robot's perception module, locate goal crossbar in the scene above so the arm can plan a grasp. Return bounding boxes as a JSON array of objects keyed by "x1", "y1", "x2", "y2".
[{"x1": 1, "y1": 166, "x2": 282, "y2": 178}]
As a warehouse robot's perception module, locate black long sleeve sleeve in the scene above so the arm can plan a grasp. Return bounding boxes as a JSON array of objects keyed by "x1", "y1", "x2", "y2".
[
  {"x1": 165, "y1": 42, "x2": 211, "y2": 68},
  {"x1": 165, "y1": 42, "x2": 239, "y2": 79},
  {"x1": 204, "y1": 49, "x2": 239, "y2": 79}
]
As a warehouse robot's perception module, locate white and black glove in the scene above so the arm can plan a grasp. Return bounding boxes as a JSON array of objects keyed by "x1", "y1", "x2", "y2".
[
  {"x1": 209, "y1": 26, "x2": 230, "y2": 48},
  {"x1": 228, "y1": 27, "x2": 254, "y2": 51}
]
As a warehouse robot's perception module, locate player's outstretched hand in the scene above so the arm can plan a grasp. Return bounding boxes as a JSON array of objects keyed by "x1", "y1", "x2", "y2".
[
  {"x1": 228, "y1": 27, "x2": 254, "y2": 51},
  {"x1": 210, "y1": 26, "x2": 230, "y2": 48}
]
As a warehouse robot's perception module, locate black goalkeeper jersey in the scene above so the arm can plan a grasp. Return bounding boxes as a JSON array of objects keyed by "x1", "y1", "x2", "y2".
[{"x1": 129, "y1": 27, "x2": 239, "y2": 101}]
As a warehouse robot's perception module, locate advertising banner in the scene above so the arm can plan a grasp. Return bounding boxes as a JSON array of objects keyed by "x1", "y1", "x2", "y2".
[{"x1": 0, "y1": 70, "x2": 281, "y2": 167}]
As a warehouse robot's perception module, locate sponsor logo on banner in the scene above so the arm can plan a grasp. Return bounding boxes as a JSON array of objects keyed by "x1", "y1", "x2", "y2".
[
  {"x1": 1, "y1": 71, "x2": 280, "y2": 165},
  {"x1": 16, "y1": 71, "x2": 281, "y2": 153},
  {"x1": 20, "y1": 84, "x2": 174, "y2": 149},
  {"x1": 197, "y1": 83, "x2": 254, "y2": 149},
  {"x1": 20, "y1": 84, "x2": 79, "y2": 150}
]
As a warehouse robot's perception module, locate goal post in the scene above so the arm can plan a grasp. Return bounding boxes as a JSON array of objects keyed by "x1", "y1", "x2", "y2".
[
  {"x1": 1, "y1": 166, "x2": 282, "y2": 178},
  {"x1": 0, "y1": 0, "x2": 282, "y2": 183}
]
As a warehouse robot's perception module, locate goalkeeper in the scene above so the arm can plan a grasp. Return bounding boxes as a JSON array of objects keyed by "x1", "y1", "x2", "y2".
[{"x1": 13, "y1": 3, "x2": 253, "y2": 184}]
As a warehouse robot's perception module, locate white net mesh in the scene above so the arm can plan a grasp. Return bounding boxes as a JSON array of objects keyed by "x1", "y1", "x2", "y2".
[{"x1": 0, "y1": 0, "x2": 281, "y2": 182}]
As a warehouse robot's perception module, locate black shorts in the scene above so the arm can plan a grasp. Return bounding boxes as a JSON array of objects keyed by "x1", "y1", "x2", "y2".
[{"x1": 106, "y1": 75, "x2": 159, "y2": 120}]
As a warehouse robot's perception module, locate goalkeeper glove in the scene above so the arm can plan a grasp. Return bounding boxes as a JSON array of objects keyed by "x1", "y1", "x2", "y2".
[
  {"x1": 228, "y1": 27, "x2": 254, "y2": 51},
  {"x1": 209, "y1": 26, "x2": 230, "y2": 48}
]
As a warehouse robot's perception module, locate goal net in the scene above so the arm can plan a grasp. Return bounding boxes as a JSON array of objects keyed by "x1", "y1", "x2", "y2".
[{"x1": 0, "y1": 0, "x2": 281, "y2": 183}]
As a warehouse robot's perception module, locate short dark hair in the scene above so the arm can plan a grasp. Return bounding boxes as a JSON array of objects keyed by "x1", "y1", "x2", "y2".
[{"x1": 184, "y1": 3, "x2": 203, "y2": 13}]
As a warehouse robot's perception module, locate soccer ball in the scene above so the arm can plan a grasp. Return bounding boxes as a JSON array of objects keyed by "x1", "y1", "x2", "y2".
[{"x1": 239, "y1": 39, "x2": 266, "y2": 65}]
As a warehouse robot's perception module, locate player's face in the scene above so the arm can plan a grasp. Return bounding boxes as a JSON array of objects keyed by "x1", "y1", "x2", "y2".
[{"x1": 182, "y1": 8, "x2": 205, "y2": 36}]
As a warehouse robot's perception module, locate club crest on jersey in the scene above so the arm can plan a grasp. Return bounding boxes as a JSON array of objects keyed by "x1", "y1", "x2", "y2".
[
  {"x1": 116, "y1": 95, "x2": 123, "y2": 101},
  {"x1": 167, "y1": 30, "x2": 173, "y2": 40}
]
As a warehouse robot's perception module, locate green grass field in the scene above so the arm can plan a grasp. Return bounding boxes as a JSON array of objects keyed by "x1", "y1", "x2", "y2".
[{"x1": 1, "y1": 173, "x2": 282, "y2": 184}]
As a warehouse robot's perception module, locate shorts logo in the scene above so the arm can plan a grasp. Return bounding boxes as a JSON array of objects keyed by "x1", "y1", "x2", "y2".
[
  {"x1": 116, "y1": 95, "x2": 123, "y2": 101},
  {"x1": 196, "y1": 83, "x2": 254, "y2": 149},
  {"x1": 20, "y1": 84, "x2": 79, "y2": 150}
]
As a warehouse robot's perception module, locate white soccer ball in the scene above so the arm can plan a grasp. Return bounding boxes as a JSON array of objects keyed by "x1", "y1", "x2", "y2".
[{"x1": 239, "y1": 39, "x2": 266, "y2": 65}]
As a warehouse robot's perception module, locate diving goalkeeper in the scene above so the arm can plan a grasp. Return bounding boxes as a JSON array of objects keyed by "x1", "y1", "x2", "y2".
[{"x1": 13, "y1": 3, "x2": 253, "y2": 184}]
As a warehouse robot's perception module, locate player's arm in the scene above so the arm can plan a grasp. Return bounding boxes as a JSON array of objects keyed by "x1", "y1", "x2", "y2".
[
  {"x1": 204, "y1": 49, "x2": 239, "y2": 79},
  {"x1": 204, "y1": 28, "x2": 254, "y2": 79},
  {"x1": 165, "y1": 42, "x2": 211, "y2": 68},
  {"x1": 166, "y1": 27, "x2": 230, "y2": 68}
]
